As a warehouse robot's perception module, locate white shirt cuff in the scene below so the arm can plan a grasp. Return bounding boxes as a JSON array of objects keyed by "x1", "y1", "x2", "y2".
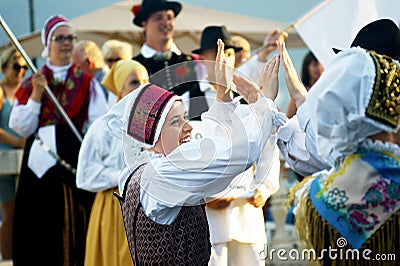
[{"x1": 27, "y1": 98, "x2": 42, "y2": 115}]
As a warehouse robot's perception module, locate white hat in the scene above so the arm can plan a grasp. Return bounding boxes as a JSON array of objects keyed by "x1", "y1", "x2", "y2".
[{"x1": 41, "y1": 15, "x2": 73, "y2": 58}]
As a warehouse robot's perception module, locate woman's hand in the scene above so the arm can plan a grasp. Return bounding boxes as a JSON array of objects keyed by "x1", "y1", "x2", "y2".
[
  {"x1": 279, "y1": 42, "x2": 308, "y2": 107},
  {"x1": 232, "y1": 74, "x2": 260, "y2": 104},
  {"x1": 258, "y1": 29, "x2": 288, "y2": 62},
  {"x1": 258, "y1": 54, "x2": 280, "y2": 101},
  {"x1": 215, "y1": 39, "x2": 231, "y2": 102},
  {"x1": 246, "y1": 189, "x2": 266, "y2": 208},
  {"x1": 31, "y1": 71, "x2": 47, "y2": 103}
]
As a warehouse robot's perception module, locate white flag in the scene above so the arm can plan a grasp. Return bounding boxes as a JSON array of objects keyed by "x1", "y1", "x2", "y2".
[{"x1": 294, "y1": 0, "x2": 400, "y2": 66}]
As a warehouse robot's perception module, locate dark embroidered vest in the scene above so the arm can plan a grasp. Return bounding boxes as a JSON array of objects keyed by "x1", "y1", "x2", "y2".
[
  {"x1": 117, "y1": 164, "x2": 211, "y2": 265},
  {"x1": 133, "y1": 53, "x2": 209, "y2": 120}
]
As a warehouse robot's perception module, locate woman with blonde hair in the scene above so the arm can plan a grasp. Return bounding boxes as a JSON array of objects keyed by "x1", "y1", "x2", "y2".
[
  {"x1": 101, "y1": 39, "x2": 133, "y2": 68},
  {"x1": 0, "y1": 47, "x2": 27, "y2": 260}
]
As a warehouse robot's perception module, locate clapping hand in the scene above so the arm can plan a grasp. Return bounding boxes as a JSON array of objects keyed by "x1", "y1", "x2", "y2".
[
  {"x1": 258, "y1": 54, "x2": 280, "y2": 100},
  {"x1": 232, "y1": 74, "x2": 260, "y2": 104},
  {"x1": 233, "y1": 54, "x2": 280, "y2": 104},
  {"x1": 215, "y1": 39, "x2": 231, "y2": 102},
  {"x1": 279, "y1": 41, "x2": 307, "y2": 107},
  {"x1": 258, "y1": 29, "x2": 288, "y2": 62}
]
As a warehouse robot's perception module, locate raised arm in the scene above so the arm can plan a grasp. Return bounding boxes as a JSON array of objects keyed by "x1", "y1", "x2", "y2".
[
  {"x1": 215, "y1": 39, "x2": 232, "y2": 103},
  {"x1": 279, "y1": 42, "x2": 308, "y2": 108}
]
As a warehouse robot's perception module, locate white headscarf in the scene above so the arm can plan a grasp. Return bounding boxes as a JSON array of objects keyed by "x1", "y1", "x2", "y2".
[{"x1": 40, "y1": 15, "x2": 74, "y2": 58}]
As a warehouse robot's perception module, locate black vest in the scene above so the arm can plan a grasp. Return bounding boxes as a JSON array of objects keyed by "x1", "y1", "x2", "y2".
[{"x1": 117, "y1": 164, "x2": 211, "y2": 265}]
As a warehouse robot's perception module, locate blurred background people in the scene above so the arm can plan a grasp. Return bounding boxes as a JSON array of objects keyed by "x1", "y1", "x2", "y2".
[
  {"x1": 0, "y1": 47, "x2": 27, "y2": 261},
  {"x1": 101, "y1": 39, "x2": 133, "y2": 69},
  {"x1": 131, "y1": 0, "x2": 209, "y2": 119},
  {"x1": 76, "y1": 60, "x2": 148, "y2": 266},
  {"x1": 72, "y1": 40, "x2": 110, "y2": 104},
  {"x1": 9, "y1": 15, "x2": 107, "y2": 265},
  {"x1": 232, "y1": 35, "x2": 251, "y2": 67}
]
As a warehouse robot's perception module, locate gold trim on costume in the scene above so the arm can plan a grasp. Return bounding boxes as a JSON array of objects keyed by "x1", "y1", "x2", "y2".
[{"x1": 366, "y1": 51, "x2": 400, "y2": 128}]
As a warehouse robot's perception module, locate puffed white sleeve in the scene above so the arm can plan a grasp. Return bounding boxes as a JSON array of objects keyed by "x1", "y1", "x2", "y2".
[
  {"x1": 76, "y1": 117, "x2": 124, "y2": 192},
  {"x1": 277, "y1": 115, "x2": 330, "y2": 177},
  {"x1": 253, "y1": 135, "x2": 281, "y2": 200},
  {"x1": 9, "y1": 98, "x2": 41, "y2": 137}
]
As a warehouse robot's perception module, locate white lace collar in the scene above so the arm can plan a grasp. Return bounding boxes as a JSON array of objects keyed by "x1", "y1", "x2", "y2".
[{"x1": 361, "y1": 139, "x2": 400, "y2": 158}]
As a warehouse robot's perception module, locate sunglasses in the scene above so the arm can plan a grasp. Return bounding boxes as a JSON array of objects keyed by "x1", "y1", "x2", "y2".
[
  {"x1": 13, "y1": 63, "x2": 28, "y2": 72},
  {"x1": 105, "y1": 57, "x2": 121, "y2": 64},
  {"x1": 50, "y1": 34, "x2": 77, "y2": 43}
]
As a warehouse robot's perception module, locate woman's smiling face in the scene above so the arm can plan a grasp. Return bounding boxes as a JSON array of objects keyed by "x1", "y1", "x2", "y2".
[{"x1": 152, "y1": 100, "x2": 192, "y2": 156}]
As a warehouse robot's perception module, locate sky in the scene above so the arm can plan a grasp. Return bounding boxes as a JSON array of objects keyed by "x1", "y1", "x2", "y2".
[
  {"x1": 1, "y1": 0, "x2": 321, "y2": 38},
  {"x1": 0, "y1": 0, "x2": 322, "y2": 108}
]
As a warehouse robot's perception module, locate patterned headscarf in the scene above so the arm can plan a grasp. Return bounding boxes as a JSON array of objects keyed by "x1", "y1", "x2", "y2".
[
  {"x1": 126, "y1": 84, "x2": 180, "y2": 147},
  {"x1": 41, "y1": 15, "x2": 73, "y2": 58}
]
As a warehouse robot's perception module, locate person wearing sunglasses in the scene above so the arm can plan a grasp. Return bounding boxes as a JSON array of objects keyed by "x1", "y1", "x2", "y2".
[
  {"x1": 0, "y1": 47, "x2": 27, "y2": 261},
  {"x1": 101, "y1": 39, "x2": 133, "y2": 69},
  {"x1": 9, "y1": 15, "x2": 108, "y2": 266}
]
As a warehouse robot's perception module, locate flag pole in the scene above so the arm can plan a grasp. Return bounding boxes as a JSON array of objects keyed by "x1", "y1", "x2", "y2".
[
  {"x1": 237, "y1": 0, "x2": 332, "y2": 68},
  {"x1": 0, "y1": 15, "x2": 83, "y2": 143}
]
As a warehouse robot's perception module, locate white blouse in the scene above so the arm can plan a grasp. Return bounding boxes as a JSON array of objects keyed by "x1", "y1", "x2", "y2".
[{"x1": 76, "y1": 116, "x2": 125, "y2": 192}]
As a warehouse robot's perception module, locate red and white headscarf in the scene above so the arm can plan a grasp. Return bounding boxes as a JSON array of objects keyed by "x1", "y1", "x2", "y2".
[{"x1": 40, "y1": 15, "x2": 73, "y2": 58}]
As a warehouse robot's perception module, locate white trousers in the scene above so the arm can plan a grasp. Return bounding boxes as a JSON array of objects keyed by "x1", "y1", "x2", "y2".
[{"x1": 209, "y1": 240, "x2": 265, "y2": 266}]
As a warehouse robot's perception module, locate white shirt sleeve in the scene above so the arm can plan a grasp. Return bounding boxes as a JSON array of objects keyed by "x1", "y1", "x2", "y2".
[
  {"x1": 76, "y1": 117, "x2": 125, "y2": 192},
  {"x1": 253, "y1": 135, "x2": 281, "y2": 200},
  {"x1": 82, "y1": 78, "x2": 108, "y2": 133},
  {"x1": 140, "y1": 97, "x2": 278, "y2": 224},
  {"x1": 9, "y1": 98, "x2": 41, "y2": 137},
  {"x1": 276, "y1": 115, "x2": 330, "y2": 176}
]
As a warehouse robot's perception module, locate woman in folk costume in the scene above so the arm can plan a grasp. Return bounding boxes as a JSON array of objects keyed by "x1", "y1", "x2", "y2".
[
  {"x1": 114, "y1": 40, "x2": 286, "y2": 265},
  {"x1": 277, "y1": 19, "x2": 400, "y2": 178},
  {"x1": 76, "y1": 60, "x2": 148, "y2": 266},
  {"x1": 9, "y1": 15, "x2": 107, "y2": 265},
  {"x1": 289, "y1": 47, "x2": 400, "y2": 265}
]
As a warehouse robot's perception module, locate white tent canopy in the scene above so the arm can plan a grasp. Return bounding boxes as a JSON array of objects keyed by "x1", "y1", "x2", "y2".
[{"x1": 1, "y1": 0, "x2": 305, "y2": 58}]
